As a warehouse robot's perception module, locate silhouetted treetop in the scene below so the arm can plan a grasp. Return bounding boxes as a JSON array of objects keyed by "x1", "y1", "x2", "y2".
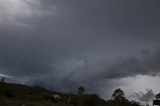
[
  {"x1": 112, "y1": 88, "x2": 124, "y2": 100},
  {"x1": 78, "y1": 86, "x2": 85, "y2": 95}
]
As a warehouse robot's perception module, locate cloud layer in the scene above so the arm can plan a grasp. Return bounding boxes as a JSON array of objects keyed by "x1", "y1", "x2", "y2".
[{"x1": 0, "y1": 0, "x2": 160, "y2": 99}]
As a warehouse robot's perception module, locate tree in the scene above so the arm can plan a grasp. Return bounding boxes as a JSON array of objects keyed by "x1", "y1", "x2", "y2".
[
  {"x1": 1, "y1": 76, "x2": 5, "y2": 83},
  {"x1": 112, "y1": 88, "x2": 125, "y2": 101},
  {"x1": 155, "y1": 93, "x2": 160, "y2": 99},
  {"x1": 153, "y1": 93, "x2": 160, "y2": 106},
  {"x1": 112, "y1": 88, "x2": 124, "y2": 99},
  {"x1": 78, "y1": 86, "x2": 85, "y2": 95},
  {"x1": 110, "y1": 88, "x2": 142, "y2": 106}
]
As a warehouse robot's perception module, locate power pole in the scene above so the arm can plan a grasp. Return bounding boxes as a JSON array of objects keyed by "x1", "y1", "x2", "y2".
[{"x1": 68, "y1": 94, "x2": 71, "y2": 105}]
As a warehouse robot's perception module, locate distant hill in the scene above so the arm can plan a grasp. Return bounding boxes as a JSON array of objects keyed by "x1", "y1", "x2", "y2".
[
  {"x1": 0, "y1": 82, "x2": 142, "y2": 106},
  {"x1": 0, "y1": 82, "x2": 69, "y2": 106}
]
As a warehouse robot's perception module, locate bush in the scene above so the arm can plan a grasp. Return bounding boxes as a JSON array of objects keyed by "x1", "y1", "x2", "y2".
[
  {"x1": 42, "y1": 93, "x2": 57, "y2": 103},
  {"x1": 5, "y1": 89, "x2": 15, "y2": 98}
]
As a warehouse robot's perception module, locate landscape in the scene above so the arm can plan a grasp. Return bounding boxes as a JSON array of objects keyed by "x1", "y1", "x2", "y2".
[
  {"x1": 0, "y1": 79, "x2": 141, "y2": 106},
  {"x1": 0, "y1": 0, "x2": 160, "y2": 106}
]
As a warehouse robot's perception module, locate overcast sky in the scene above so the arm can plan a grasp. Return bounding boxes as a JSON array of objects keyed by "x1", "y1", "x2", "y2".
[{"x1": 0, "y1": 0, "x2": 160, "y2": 101}]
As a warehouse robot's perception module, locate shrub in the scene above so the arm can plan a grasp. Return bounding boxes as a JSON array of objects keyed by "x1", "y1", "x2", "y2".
[{"x1": 5, "y1": 89, "x2": 15, "y2": 98}]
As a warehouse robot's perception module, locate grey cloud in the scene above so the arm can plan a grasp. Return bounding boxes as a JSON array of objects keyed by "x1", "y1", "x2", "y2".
[
  {"x1": 0, "y1": 0, "x2": 160, "y2": 98},
  {"x1": 22, "y1": 48, "x2": 160, "y2": 94},
  {"x1": 98, "y1": 49, "x2": 160, "y2": 80},
  {"x1": 131, "y1": 89, "x2": 155, "y2": 102}
]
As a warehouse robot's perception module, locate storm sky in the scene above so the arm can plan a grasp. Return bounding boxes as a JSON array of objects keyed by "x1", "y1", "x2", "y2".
[{"x1": 0, "y1": 0, "x2": 160, "y2": 101}]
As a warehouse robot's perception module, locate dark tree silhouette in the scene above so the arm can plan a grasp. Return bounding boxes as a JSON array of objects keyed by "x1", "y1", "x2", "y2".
[
  {"x1": 153, "y1": 93, "x2": 160, "y2": 106},
  {"x1": 112, "y1": 88, "x2": 124, "y2": 101},
  {"x1": 109, "y1": 88, "x2": 141, "y2": 106},
  {"x1": 155, "y1": 93, "x2": 160, "y2": 99},
  {"x1": 78, "y1": 86, "x2": 85, "y2": 95},
  {"x1": 0, "y1": 76, "x2": 5, "y2": 83}
]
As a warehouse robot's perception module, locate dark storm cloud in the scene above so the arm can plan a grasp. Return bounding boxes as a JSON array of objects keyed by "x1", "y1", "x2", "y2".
[
  {"x1": 98, "y1": 49, "x2": 160, "y2": 80},
  {"x1": 0, "y1": 0, "x2": 160, "y2": 96}
]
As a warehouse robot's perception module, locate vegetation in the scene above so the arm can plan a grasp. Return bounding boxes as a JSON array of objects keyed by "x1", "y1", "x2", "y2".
[
  {"x1": 0, "y1": 82, "x2": 142, "y2": 106},
  {"x1": 78, "y1": 86, "x2": 85, "y2": 95},
  {"x1": 0, "y1": 76, "x2": 5, "y2": 83},
  {"x1": 106, "y1": 88, "x2": 141, "y2": 106},
  {"x1": 155, "y1": 93, "x2": 160, "y2": 99}
]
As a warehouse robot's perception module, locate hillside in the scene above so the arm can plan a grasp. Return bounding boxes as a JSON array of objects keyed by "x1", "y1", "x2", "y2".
[
  {"x1": 0, "y1": 82, "x2": 141, "y2": 106},
  {"x1": 0, "y1": 82, "x2": 69, "y2": 106}
]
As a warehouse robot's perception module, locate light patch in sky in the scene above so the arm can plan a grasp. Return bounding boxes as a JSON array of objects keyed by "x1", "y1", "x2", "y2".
[
  {"x1": 0, "y1": 0, "x2": 58, "y2": 27},
  {"x1": 0, "y1": 0, "x2": 45, "y2": 17},
  {"x1": 119, "y1": 75, "x2": 160, "y2": 95},
  {"x1": 0, "y1": 73, "x2": 25, "y2": 84},
  {"x1": 0, "y1": 73, "x2": 12, "y2": 78},
  {"x1": 100, "y1": 75, "x2": 160, "y2": 101}
]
